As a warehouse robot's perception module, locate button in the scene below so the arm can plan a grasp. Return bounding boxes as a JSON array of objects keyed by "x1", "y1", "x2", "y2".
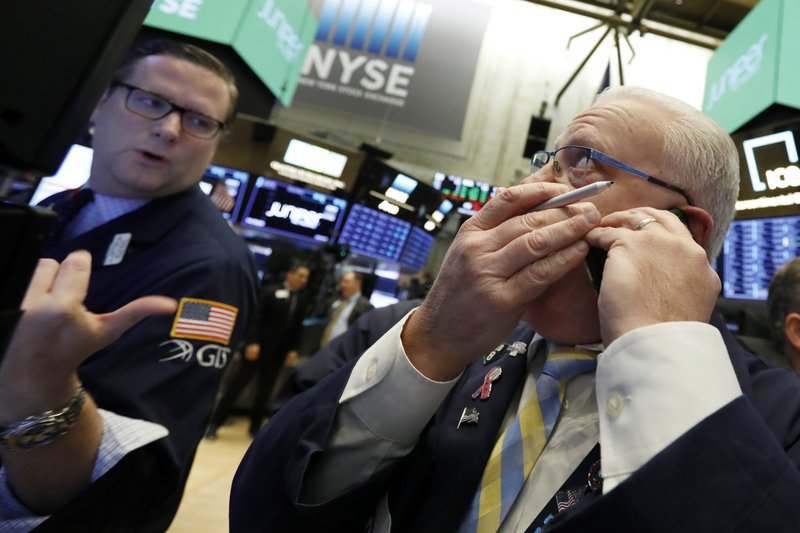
[
  {"x1": 606, "y1": 393, "x2": 624, "y2": 418},
  {"x1": 366, "y1": 360, "x2": 378, "y2": 381}
]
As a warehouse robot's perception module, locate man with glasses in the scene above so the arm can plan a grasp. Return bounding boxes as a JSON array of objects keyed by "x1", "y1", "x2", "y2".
[
  {"x1": 0, "y1": 39, "x2": 258, "y2": 531},
  {"x1": 230, "y1": 87, "x2": 800, "y2": 532}
]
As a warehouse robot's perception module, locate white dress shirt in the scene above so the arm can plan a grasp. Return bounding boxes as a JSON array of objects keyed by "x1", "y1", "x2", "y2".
[{"x1": 301, "y1": 310, "x2": 742, "y2": 532}]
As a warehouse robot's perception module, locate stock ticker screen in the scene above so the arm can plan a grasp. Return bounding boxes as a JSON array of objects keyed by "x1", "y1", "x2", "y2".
[
  {"x1": 432, "y1": 172, "x2": 496, "y2": 216},
  {"x1": 721, "y1": 215, "x2": 800, "y2": 300},
  {"x1": 399, "y1": 226, "x2": 435, "y2": 271},
  {"x1": 337, "y1": 203, "x2": 411, "y2": 261}
]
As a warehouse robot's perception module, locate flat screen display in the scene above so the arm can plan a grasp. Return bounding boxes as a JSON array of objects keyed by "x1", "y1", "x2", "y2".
[
  {"x1": 28, "y1": 144, "x2": 93, "y2": 206},
  {"x1": 199, "y1": 164, "x2": 250, "y2": 221},
  {"x1": 399, "y1": 226, "x2": 435, "y2": 271},
  {"x1": 352, "y1": 160, "x2": 437, "y2": 224},
  {"x1": 239, "y1": 175, "x2": 348, "y2": 244},
  {"x1": 337, "y1": 203, "x2": 411, "y2": 261},
  {"x1": 721, "y1": 215, "x2": 800, "y2": 300},
  {"x1": 283, "y1": 138, "x2": 348, "y2": 178},
  {"x1": 432, "y1": 172, "x2": 497, "y2": 216}
]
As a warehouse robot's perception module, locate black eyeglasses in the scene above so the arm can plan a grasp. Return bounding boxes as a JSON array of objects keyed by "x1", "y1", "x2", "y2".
[
  {"x1": 111, "y1": 81, "x2": 226, "y2": 140},
  {"x1": 531, "y1": 145, "x2": 692, "y2": 205}
]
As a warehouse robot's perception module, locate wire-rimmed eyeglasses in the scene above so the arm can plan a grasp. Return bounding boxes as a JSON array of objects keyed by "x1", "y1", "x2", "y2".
[
  {"x1": 531, "y1": 145, "x2": 692, "y2": 205},
  {"x1": 112, "y1": 81, "x2": 226, "y2": 140}
]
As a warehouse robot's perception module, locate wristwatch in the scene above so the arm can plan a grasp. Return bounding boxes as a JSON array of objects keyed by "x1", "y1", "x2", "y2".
[{"x1": 0, "y1": 387, "x2": 87, "y2": 451}]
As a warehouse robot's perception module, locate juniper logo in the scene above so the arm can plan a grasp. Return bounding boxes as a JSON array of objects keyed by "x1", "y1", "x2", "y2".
[
  {"x1": 315, "y1": 0, "x2": 433, "y2": 62},
  {"x1": 705, "y1": 33, "x2": 768, "y2": 114}
]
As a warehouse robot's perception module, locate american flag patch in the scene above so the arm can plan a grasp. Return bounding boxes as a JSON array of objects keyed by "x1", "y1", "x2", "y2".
[{"x1": 170, "y1": 298, "x2": 238, "y2": 345}]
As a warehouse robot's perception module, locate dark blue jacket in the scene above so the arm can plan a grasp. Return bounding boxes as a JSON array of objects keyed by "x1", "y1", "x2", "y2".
[
  {"x1": 36, "y1": 186, "x2": 258, "y2": 532},
  {"x1": 230, "y1": 311, "x2": 800, "y2": 533}
]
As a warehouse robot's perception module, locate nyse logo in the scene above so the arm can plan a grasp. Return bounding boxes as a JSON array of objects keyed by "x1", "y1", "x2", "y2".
[
  {"x1": 159, "y1": 339, "x2": 230, "y2": 368},
  {"x1": 741, "y1": 131, "x2": 800, "y2": 193},
  {"x1": 315, "y1": 0, "x2": 432, "y2": 61},
  {"x1": 303, "y1": 0, "x2": 433, "y2": 102}
]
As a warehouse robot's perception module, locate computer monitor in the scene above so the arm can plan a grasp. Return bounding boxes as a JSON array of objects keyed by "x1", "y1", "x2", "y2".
[
  {"x1": 398, "y1": 226, "x2": 436, "y2": 272},
  {"x1": 721, "y1": 214, "x2": 800, "y2": 300},
  {"x1": 239, "y1": 175, "x2": 348, "y2": 245},
  {"x1": 199, "y1": 164, "x2": 250, "y2": 221},
  {"x1": 432, "y1": 172, "x2": 497, "y2": 216},
  {"x1": 336, "y1": 203, "x2": 412, "y2": 262}
]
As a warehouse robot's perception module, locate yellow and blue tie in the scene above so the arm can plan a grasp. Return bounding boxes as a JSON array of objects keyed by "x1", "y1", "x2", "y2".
[{"x1": 460, "y1": 345, "x2": 598, "y2": 533}]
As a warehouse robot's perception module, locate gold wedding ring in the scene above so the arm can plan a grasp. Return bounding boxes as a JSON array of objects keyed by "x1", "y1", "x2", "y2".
[{"x1": 635, "y1": 217, "x2": 660, "y2": 231}]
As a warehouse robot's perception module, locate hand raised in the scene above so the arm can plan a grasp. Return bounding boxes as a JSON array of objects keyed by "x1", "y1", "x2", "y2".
[
  {"x1": 0, "y1": 251, "x2": 176, "y2": 419},
  {"x1": 585, "y1": 208, "x2": 719, "y2": 345},
  {"x1": 402, "y1": 182, "x2": 600, "y2": 380}
]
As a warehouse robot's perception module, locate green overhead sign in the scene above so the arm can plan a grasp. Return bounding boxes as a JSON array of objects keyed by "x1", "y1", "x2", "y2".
[
  {"x1": 703, "y1": 0, "x2": 800, "y2": 133},
  {"x1": 144, "y1": 0, "x2": 318, "y2": 106}
]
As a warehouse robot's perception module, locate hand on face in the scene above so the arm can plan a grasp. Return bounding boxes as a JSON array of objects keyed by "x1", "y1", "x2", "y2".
[
  {"x1": 0, "y1": 251, "x2": 176, "y2": 421},
  {"x1": 402, "y1": 182, "x2": 600, "y2": 380},
  {"x1": 584, "y1": 207, "x2": 720, "y2": 346}
]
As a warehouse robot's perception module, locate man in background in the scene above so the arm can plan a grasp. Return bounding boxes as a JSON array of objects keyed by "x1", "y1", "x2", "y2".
[
  {"x1": 206, "y1": 261, "x2": 311, "y2": 439},
  {"x1": 768, "y1": 257, "x2": 800, "y2": 373},
  {"x1": 319, "y1": 271, "x2": 373, "y2": 347},
  {"x1": 0, "y1": 39, "x2": 258, "y2": 531}
]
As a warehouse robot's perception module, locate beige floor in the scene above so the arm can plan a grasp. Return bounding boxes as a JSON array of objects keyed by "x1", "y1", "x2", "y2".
[{"x1": 167, "y1": 417, "x2": 253, "y2": 532}]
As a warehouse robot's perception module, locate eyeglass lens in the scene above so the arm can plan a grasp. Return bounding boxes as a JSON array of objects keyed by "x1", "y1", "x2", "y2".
[
  {"x1": 532, "y1": 147, "x2": 596, "y2": 186},
  {"x1": 126, "y1": 88, "x2": 221, "y2": 139}
]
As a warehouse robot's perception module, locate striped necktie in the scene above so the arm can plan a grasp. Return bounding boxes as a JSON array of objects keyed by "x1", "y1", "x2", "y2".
[{"x1": 460, "y1": 345, "x2": 598, "y2": 533}]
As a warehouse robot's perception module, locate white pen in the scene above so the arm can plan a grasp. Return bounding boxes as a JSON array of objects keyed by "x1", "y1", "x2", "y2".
[{"x1": 530, "y1": 181, "x2": 614, "y2": 211}]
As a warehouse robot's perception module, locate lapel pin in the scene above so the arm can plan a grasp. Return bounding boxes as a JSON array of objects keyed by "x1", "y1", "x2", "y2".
[
  {"x1": 483, "y1": 343, "x2": 508, "y2": 365},
  {"x1": 471, "y1": 366, "x2": 502, "y2": 400},
  {"x1": 507, "y1": 341, "x2": 528, "y2": 357},
  {"x1": 457, "y1": 407, "x2": 480, "y2": 429}
]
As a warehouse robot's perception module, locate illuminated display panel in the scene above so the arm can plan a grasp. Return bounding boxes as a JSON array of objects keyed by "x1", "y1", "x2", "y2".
[
  {"x1": 337, "y1": 203, "x2": 411, "y2": 261},
  {"x1": 351, "y1": 160, "x2": 431, "y2": 223},
  {"x1": 432, "y1": 172, "x2": 496, "y2": 216},
  {"x1": 199, "y1": 164, "x2": 250, "y2": 221},
  {"x1": 731, "y1": 121, "x2": 800, "y2": 219},
  {"x1": 721, "y1": 215, "x2": 800, "y2": 300},
  {"x1": 28, "y1": 144, "x2": 93, "y2": 206},
  {"x1": 283, "y1": 138, "x2": 348, "y2": 178},
  {"x1": 399, "y1": 226, "x2": 435, "y2": 271},
  {"x1": 239, "y1": 175, "x2": 348, "y2": 244}
]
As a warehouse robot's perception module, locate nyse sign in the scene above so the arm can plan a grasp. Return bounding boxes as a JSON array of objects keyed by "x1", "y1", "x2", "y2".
[{"x1": 295, "y1": 0, "x2": 492, "y2": 139}]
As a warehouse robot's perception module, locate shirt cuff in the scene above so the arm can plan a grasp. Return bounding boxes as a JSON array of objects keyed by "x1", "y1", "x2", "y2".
[
  {"x1": 596, "y1": 322, "x2": 742, "y2": 492},
  {"x1": 340, "y1": 309, "x2": 461, "y2": 444},
  {"x1": 92, "y1": 410, "x2": 169, "y2": 480},
  {"x1": 0, "y1": 410, "x2": 167, "y2": 527}
]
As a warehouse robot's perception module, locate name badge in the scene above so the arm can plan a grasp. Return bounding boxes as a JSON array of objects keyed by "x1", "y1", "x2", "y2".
[
  {"x1": 104, "y1": 233, "x2": 132, "y2": 266},
  {"x1": 275, "y1": 289, "x2": 290, "y2": 299}
]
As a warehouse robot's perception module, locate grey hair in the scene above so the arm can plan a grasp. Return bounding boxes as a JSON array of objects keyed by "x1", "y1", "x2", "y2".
[{"x1": 594, "y1": 86, "x2": 740, "y2": 261}]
